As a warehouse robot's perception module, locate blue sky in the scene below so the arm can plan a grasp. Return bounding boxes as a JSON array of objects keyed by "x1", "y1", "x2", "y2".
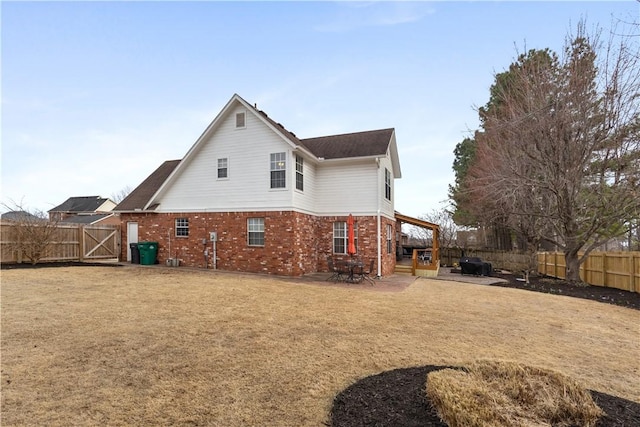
[{"x1": 2, "y1": 1, "x2": 638, "y2": 218}]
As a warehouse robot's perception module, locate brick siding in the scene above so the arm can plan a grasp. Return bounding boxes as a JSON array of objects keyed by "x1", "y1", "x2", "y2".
[{"x1": 120, "y1": 211, "x2": 396, "y2": 276}]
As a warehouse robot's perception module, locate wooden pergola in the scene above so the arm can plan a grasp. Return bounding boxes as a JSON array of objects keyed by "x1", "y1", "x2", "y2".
[{"x1": 395, "y1": 211, "x2": 440, "y2": 276}]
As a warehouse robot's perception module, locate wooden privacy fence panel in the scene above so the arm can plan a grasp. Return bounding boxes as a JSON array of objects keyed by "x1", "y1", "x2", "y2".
[
  {"x1": 0, "y1": 223, "x2": 120, "y2": 264},
  {"x1": 538, "y1": 251, "x2": 640, "y2": 293}
]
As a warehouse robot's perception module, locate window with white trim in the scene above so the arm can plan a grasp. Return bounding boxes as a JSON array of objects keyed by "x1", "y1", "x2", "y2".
[
  {"x1": 217, "y1": 157, "x2": 228, "y2": 179},
  {"x1": 176, "y1": 218, "x2": 189, "y2": 237},
  {"x1": 270, "y1": 152, "x2": 286, "y2": 189},
  {"x1": 333, "y1": 221, "x2": 358, "y2": 254},
  {"x1": 247, "y1": 218, "x2": 265, "y2": 246},
  {"x1": 385, "y1": 168, "x2": 392, "y2": 201},
  {"x1": 295, "y1": 155, "x2": 304, "y2": 191},
  {"x1": 235, "y1": 112, "x2": 246, "y2": 128},
  {"x1": 387, "y1": 224, "x2": 393, "y2": 254}
]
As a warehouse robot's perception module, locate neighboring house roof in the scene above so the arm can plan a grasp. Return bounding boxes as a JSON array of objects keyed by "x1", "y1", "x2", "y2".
[
  {"x1": 60, "y1": 213, "x2": 115, "y2": 225},
  {"x1": 49, "y1": 196, "x2": 115, "y2": 213},
  {"x1": 114, "y1": 160, "x2": 181, "y2": 211},
  {"x1": 0, "y1": 210, "x2": 45, "y2": 223}
]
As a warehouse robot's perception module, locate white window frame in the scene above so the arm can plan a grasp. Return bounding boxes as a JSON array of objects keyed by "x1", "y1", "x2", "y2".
[
  {"x1": 247, "y1": 218, "x2": 265, "y2": 247},
  {"x1": 176, "y1": 218, "x2": 189, "y2": 237},
  {"x1": 387, "y1": 224, "x2": 393, "y2": 254},
  {"x1": 385, "y1": 168, "x2": 392, "y2": 201},
  {"x1": 217, "y1": 157, "x2": 229, "y2": 179},
  {"x1": 333, "y1": 221, "x2": 358, "y2": 254},
  {"x1": 295, "y1": 154, "x2": 304, "y2": 191},
  {"x1": 270, "y1": 152, "x2": 286, "y2": 189}
]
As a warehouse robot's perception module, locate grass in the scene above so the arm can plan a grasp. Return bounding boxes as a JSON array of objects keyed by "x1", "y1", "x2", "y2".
[
  {"x1": 426, "y1": 360, "x2": 604, "y2": 427},
  {"x1": 1, "y1": 266, "x2": 638, "y2": 426}
]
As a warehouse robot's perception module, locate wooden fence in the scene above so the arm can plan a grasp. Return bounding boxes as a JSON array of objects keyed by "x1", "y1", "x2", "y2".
[
  {"x1": 0, "y1": 222, "x2": 120, "y2": 264},
  {"x1": 537, "y1": 251, "x2": 640, "y2": 293}
]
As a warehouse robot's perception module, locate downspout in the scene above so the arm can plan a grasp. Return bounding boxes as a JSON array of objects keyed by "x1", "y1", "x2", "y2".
[{"x1": 376, "y1": 158, "x2": 382, "y2": 278}]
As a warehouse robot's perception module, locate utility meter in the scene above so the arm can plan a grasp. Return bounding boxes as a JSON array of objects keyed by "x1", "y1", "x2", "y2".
[{"x1": 209, "y1": 232, "x2": 218, "y2": 242}]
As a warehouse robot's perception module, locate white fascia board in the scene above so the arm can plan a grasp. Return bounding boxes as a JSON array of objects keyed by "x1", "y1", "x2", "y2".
[
  {"x1": 317, "y1": 154, "x2": 382, "y2": 164},
  {"x1": 389, "y1": 130, "x2": 402, "y2": 179}
]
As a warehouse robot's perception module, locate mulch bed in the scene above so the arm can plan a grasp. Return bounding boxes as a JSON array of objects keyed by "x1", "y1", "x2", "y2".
[
  {"x1": 329, "y1": 273, "x2": 639, "y2": 426},
  {"x1": 0, "y1": 261, "x2": 122, "y2": 270},
  {"x1": 329, "y1": 366, "x2": 640, "y2": 427},
  {"x1": 489, "y1": 272, "x2": 640, "y2": 311}
]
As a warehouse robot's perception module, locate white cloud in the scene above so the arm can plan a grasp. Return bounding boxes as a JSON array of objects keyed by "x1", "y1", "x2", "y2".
[{"x1": 314, "y1": 2, "x2": 434, "y2": 33}]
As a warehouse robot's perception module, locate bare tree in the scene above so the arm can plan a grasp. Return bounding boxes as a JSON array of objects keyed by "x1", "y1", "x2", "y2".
[
  {"x1": 111, "y1": 186, "x2": 132, "y2": 204},
  {"x1": 465, "y1": 20, "x2": 640, "y2": 282},
  {"x1": 411, "y1": 207, "x2": 458, "y2": 250},
  {"x1": 1, "y1": 200, "x2": 61, "y2": 265}
]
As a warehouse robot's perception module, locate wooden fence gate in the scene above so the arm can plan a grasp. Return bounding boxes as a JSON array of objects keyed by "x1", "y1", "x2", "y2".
[{"x1": 81, "y1": 226, "x2": 120, "y2": 260}]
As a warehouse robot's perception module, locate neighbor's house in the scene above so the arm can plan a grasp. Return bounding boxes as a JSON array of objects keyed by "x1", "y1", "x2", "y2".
[
  {"x1": 49, "y1": 196, "x2": 119, "y2": 226},
  {"x1": 115, "y1": 94, "x2": 411, "y2": 276}
]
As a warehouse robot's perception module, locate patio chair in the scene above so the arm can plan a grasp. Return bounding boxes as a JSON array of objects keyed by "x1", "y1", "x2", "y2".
[
  {"x1": 327, "y1": 256, "x2": 343, "y2": 282},
  {"x1": 358, "y1": 259, "x2": 376, "y2": 285}
]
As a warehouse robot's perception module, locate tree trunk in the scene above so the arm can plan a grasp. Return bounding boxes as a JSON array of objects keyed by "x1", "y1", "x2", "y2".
[{"x1": 564, "y1": 250, "x2": 582, "y2": 282}]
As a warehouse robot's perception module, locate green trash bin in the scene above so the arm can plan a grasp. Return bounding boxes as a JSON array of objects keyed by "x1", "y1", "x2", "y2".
[{"x1": 138, "y1": 242, "x2": 159, "y2": 265}]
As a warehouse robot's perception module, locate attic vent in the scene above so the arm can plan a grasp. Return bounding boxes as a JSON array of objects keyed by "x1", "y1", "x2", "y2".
[{"x1": 236, "y1": 112, "x2": 246, "y2": 128}]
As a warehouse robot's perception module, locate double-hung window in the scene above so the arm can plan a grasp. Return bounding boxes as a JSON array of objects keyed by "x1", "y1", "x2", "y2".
[
  {"x1": 333, "y1": 221, "x2": 358, "y2": 254},
  {"x1": 270, "y1": 152, "x2": 286, "y2": 189},
  {"x1": 247, "y1": 218, "x2": 265, "y2": 246},
  {"x1": 295, "y1": 155, "x2": 304, "y2": 191},
  {"x1": 387, "y1": 224, "x2": 393, "y2": 254},
  {"x1": 385, "y1": 168, "x2": 392, "y2": 201},
  {"x1": 176, "y1": 218, "x2": 189, "y2": 237},
  {"x1": 217, "y1": 158, "x2": 228, "y2": 179}
]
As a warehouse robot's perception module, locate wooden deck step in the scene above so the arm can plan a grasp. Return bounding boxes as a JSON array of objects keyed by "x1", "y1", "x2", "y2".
[{"x1": 394, "y1": 264, "x2": 413, "y2": 275}]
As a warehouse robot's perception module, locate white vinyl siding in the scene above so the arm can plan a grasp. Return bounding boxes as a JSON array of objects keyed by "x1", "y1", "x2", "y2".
[
  {"x1": 149, "y1": 100, "x2": 397, "y2": 218},
  {"x1": 154, "y1": 104, "x2": 294, "y2": 211},
  {"x1": 314, "y1": 160, "x2": 379, "y2": 215}
]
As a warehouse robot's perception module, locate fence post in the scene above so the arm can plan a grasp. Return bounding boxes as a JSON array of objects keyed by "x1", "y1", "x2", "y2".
[
  {"x1": 602, "y1": 252, "x2": 607, "y2": 288},
  {"x1": 631, "y1": 252, "x2": 636, "y2": 293},
  {"x1": 79, "y1": 225, "x2": 84, "y2": 262}
]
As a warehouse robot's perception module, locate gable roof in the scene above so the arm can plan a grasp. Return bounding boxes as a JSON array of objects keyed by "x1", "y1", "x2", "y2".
[
  {"x1": 114, "y1": 160, "x2": 181, "y2": 211},
  {"x1": 49, "y1": 196, "x2": 114, "y2": 213}
]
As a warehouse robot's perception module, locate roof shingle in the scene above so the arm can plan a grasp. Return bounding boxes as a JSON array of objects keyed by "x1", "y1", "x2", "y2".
[
  {"x1": 114, "y1": 160, "x2": 181, "y2": 211},
  {"x1": 49, "y1": 196, "x2": 111, "y2": 213},
  {"x1": 301, "y1": 128, "x2": 394, "y2": 159}
]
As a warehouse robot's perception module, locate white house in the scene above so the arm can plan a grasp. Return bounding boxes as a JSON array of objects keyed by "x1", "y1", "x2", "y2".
[{"x1": 115, "y1": 93, "x2": 410, "y2": 276}]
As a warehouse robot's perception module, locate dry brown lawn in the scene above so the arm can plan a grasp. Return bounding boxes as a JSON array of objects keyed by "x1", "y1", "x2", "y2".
[{"x1": 1, "y1": 266, "x2": 638, "y2": 426}]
